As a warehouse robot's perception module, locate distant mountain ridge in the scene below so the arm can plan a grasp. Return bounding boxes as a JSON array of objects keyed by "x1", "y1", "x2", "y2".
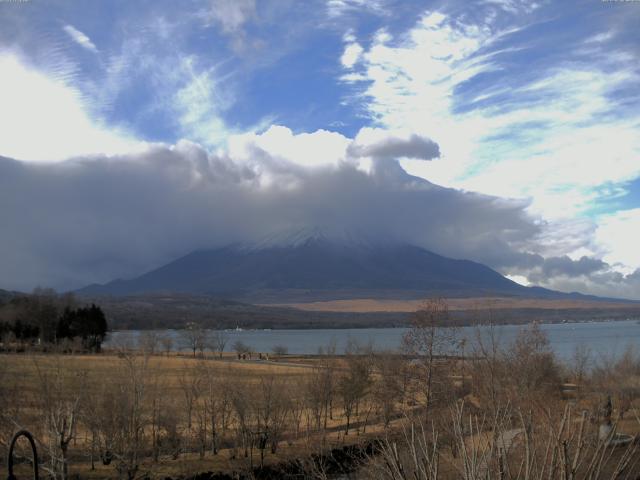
[
  {"x1": 77, "y1": 234, "x2": 611, "y2": 302},
  {"x1": 0, "y1": 288, "x2": 15, "y2": 303}
]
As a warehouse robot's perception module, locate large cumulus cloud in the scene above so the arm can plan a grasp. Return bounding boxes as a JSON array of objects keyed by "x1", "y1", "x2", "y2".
[
  {"x1": 0, "y1": 129, "x2": 543, "y2": 292},
  {"x1": 1, "y1": 127, "x2": 638, "y2": 299}
]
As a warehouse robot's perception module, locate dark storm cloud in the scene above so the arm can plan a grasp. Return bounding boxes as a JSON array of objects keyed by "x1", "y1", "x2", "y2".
[
  {"x1": 540, "y1": 255, "x2": 608, "y2": 279},
  {"x1": 627, "y1": 269, "x2": 640, "y2": 283},
  {"x1": 348, "y1": 133, "x2": 441, "y2": 161},
  {"x1": 504, "y1": 253, "x2": 609, "y2": 281},
  {"x1": 0, "y1": 140, "x2": 541, "y2": 291},
  {"x1": 501, "y1": 252, "x2": 640, "y2": 299},
  {"x1": 533, "y1": 267, "x2": 640, "y2": 300}
]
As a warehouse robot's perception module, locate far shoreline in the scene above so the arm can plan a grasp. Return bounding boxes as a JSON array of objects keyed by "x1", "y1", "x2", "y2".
[{"x1": 107, "y1": 315, "x2": 640, "y2": 333}]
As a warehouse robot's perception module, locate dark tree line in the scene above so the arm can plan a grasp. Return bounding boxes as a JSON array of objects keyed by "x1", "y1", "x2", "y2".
[
  {"x1": 0, "y1": 288, "x2": 108, "y2": 351},
  {"x1": 56, "y1": 304, "x2": 108, "y2": 351}
]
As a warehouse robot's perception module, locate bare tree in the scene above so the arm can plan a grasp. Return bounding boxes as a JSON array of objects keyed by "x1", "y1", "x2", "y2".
[
  {"x1": 210, "y1": 329, "x2": 228, "y2": 358},
  {"x1": 592, "y1": 346, "x2": 640, "y2": 421},
  {"x1": 470, "y1": 320, "x2": 505, "y2": 414},
  {"x1": 180, "y1": 322, "x2": 207, "y2": 357},
  {"x1": 570, "y1": 343, "x2": 592, "y2": 384},
  {"x1": 229, "y1": 377, "x2": 252, "y2": 460},
  {"x1": 505, "y1": 322, "x2": 562, "y2": 405},
  {"x1": 198, "y1": 329, "x2": 211, "y2": 358},
  {"x1": 337, "y1": 342, "x2": 373, "y2": 435},
  {"x1": 80, "y1": 381, "x2": 103, "y2": 471},
  {"x1": 102, "y1": 353, "x2": 152, "y2": 480},
  {"x1": 372, "y1": 401, "x2": 640, "y2": 480},
  {"x1": 137, "y1": 330, "x2": 159, "y2": 355},
  {"x1": 158, "y1": 401, "x2": 182, "y2": 460},
  {"x1": 144, "y1": 359, "x2": 174, "y2": 463},
  {"x1": 35, "y1": 357, "x2": 86, "y2": 480},
  {"x1": 372, "y1": 351, "x2": 404, "y2": 428},
  {"x1": 272, "y1": 344, "x2": 288, "y2": 356},
  {"x1": 178, "y1": 365, "x2": 203, "y2": 432},
  {"x1": 247, "y1": 374, "x2": 291, "y2": 467},
  {"x1": 192, "y1": 362, "x2": 209, "y2": 459},
  {"x1": 304, "y1": 347, "x2": 336, "y2": 434},
  {"x1": 305, "y1": 368, "x2": 324, "y2": 432},
  {"x1": 288, "y1": 381, "x2": 306, "y2": 442},
  {"x1": 159, "y1": 333, "x2": 174, "y2": 356},
  {"x1": 233, "y1": 340, "x2": 253, "y2": 358},
  {"x1": 203, "y1": 362, "x2": 232, "y2": 455},
  {"x1": 403, "y1": 298, "x2": 457, "y2": 415}
]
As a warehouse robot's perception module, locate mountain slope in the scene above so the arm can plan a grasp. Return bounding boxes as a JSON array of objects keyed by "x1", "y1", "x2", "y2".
[
  {"x1": 78, "y1": 237, "x2": 535, "y2": 300},
  {"x1": 0, "y1": 288, "x2": 16, "y2": 304}
]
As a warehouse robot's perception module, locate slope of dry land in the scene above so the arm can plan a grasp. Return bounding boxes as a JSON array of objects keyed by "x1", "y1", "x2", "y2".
[{"x1": 266, "y1": 296, "x2": 640, "y2": 313}]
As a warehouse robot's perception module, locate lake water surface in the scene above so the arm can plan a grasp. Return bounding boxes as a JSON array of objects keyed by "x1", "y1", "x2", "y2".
[{"x1": 105, "y1": 319, "x2": 640, "y2": 362}]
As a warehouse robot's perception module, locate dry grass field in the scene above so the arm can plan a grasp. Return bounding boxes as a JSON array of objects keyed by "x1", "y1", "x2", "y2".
[
  {"x1": 1, "y1": 350, "x2": 421, "y2": 479},
  {"x1": 267, "y1": 296, "x2": 640, "y2": 313},
  {"x1": 1, "y1": 352, "x2": 311, "y2": 396},
  {"x1": 4, "y1": 315, "x2": 640, "y2": 479}
]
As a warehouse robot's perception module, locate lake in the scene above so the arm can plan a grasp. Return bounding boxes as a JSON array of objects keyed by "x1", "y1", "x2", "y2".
[{"x1": 105, "y1": 319, "x2": 640, "y2": 363}]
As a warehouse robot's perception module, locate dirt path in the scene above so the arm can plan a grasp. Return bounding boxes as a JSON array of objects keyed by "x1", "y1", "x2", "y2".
[{"x1": 224, "y1": 358, "x2": 317, "y2": 369}]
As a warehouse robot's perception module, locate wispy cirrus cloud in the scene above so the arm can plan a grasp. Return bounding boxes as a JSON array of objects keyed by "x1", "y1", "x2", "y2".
[
  {"x1": 327, "y1": 0, "x2": 389, "y2": 18},
  {"x1": 339, "y1": 1, "x2": 640, "y2": 289},
  {"x1": 201, "y1": 0, "x2": 257, "y2": 52},
  {"x1": 204, "y1": 0, "x2": 256, "y2": 34},
  {"x1": 341, "y1": 5, "x2": 640, "y2": 214},
  {"x1": 63, "y1": 25, "x2": 98, "y2": 53}
]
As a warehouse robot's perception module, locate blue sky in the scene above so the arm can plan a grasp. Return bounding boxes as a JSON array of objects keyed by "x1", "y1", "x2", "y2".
[{"x1": 1, "y1": 0, "x2": 639, "y2": 298}]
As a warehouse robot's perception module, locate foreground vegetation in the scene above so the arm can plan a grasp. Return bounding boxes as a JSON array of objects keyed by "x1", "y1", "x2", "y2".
[{"x1": 2, "y1": 299, "x2": 640, "y2": 479}]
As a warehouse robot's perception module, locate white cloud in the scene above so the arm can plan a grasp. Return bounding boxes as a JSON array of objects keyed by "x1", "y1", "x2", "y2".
[
  {"x1": 595, "y1": 208, "x2": 640, "y2": 273},
  {"x1": 482, "y1": 0, "x2": 540, "y2": 14},
  {"x1": 344, "y1": 10, "x2": 640, "y2": 202},
  {"x1": 504, "y1": 274, "x2": 529, "y2": 286},
  {"x1": 340, "y1": 5, "x2": 640, "y2": 283},
  {"x1": 63, "y1": 25, "x2": 98, "y2": 53},
  {"x1": 173, "y1": 56, "x2": 232, "y2": 146},
  {"x1": 342, "y1": 11, "x2": 496, "y2": 186},
  {"x1": 327, "y1": 0, "x2": 388, "y2": 17},
  {"x1": 229, "y1": 126, "x2": 441, "y2": 174},
  {"x1": 341, "y1": 42, "x2": 363, "y2": 68},
  {"x1": 229, "y1": 125, "x2": 352, "y2": 169},
  {"x1": 584, "y1": 31, "x2": 615, "y2": 44},
  {"x1": 93, "y1": 29, "x2": 235, "y2": 149},
  {"x1": 203, "y1": 0, "x2": 257, "y2": 52},
  {"x1": 343, "y1": 30, "x2": 356, "y2": 43},
  {"x1": 0, "y1": 54, "x2": 143, "y2": 162},
  {"x1": 205, "y1": 0, "x2": 256, "y2": 33}
]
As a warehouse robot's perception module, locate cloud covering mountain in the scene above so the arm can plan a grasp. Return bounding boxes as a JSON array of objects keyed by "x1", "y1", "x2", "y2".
[
  {"x1": 1, "y1": 0, "x2": 639, "y2": 298},
  {"x1": 1, "y1": 128, "x2": 639, "y2": 298}
]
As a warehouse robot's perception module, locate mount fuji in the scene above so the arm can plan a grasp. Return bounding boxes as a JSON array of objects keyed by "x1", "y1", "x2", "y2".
[{"x1": 77, "y1": 229, "x2": 576, "y2": 302}]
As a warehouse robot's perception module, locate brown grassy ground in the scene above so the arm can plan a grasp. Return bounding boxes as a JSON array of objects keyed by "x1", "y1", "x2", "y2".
[
  {"x1": 266, "y1": 296, "x2": 640, "y2": 313},
  {"x1": 1, "y1": 352, "x2": 415, "y2": 479},
  {"x1": 5, "y1": 352, "x2": 640, "y2": 479},
  {"x1": 1, "y1": 352, "x2": 312, "y2": 393}
]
